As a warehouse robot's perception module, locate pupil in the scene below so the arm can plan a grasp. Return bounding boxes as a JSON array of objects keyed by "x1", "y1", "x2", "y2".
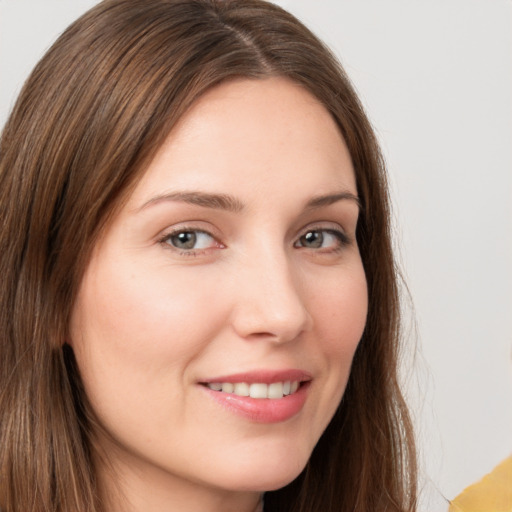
[
  {"x1": 303, "y1": 231, "x2": 323, "y2": 248},
  {"x1": 173, "y1": 232, "x2": 196, "y2": 249}
]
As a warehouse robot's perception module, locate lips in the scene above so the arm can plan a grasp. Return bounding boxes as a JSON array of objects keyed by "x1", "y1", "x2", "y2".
[{"x1": 199, "y1": 369, "x2": 311, "y2": 423}]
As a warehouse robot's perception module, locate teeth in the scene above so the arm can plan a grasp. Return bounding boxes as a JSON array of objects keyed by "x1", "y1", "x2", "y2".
[
  {"x1": 222, "y1": 382, "x2": 234, "y2": 393},
  {"x1": 268, "y1": 382, "x2": 283, "y2": 399},
  {"x1": 206, "y1": 380, "x2": 301, "y2": 399},
  {"x1": 233, "y1": 382, "x2": 249, "y2": 396},
  {"x1": 249, "y1": 383, "x2": 268, "y2": 398}
]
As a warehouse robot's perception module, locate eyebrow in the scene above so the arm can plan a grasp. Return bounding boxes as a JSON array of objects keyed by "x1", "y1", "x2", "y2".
[
  {"x1": 137, "y1": 189, "x2": 360, "y2": 213},
  {"x1": 305, "y1": 192, "x2": 361, "y2": 210},
  {"x1": 138, "y1": 191, "x2": 245, "y2": 213}
]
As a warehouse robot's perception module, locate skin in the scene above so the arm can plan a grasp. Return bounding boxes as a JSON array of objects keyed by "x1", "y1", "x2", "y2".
[{"x1": 70, "y1": 77, "x2": 368, "y2": 512}]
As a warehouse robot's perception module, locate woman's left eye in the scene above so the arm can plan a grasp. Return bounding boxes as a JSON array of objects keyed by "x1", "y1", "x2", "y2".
[
  {"x1": 294, "y1": 229, "x2": 348, "y2": 251},
  {"x1": 160, "y1": 229, "x2": 219, "y2": 252}
]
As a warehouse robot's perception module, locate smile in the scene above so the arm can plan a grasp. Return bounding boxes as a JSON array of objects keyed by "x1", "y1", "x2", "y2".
[{"x1": 205, "y1": 381, "x2": 300, "y2": 399}]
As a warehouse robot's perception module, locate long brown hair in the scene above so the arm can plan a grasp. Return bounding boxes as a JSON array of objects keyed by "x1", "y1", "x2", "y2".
[{"x1": 0, "y1": 1, "x2": 417, "y2": 510}]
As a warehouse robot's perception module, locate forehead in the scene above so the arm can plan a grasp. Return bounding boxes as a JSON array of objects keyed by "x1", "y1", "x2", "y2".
[{"x1": 128, "y1": 77, "x2": 356, "y2": 208}]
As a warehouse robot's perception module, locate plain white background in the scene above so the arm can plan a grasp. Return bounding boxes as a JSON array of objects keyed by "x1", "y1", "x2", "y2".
[{"x1": 1, "y1": 1, "x2": 511, "y2": 510}]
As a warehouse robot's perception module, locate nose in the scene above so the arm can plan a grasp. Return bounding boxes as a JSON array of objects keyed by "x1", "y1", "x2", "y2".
[{"x1": 230, "y1": 248, "x2": 312, "y2": 343}]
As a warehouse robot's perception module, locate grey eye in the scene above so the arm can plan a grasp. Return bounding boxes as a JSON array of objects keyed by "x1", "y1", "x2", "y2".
[
  {"x1": 170, "y1": 231, "x2": 197, "y2": 249},
  {"x1": 165, "y1": 230, "x2": 215, "y2": 250},
  {"x1": 295, "y1": 229, "x2": 347, "y2": 250},
  {"x1": 299, "y1": 230, "x2": 324, "y2": 248}
]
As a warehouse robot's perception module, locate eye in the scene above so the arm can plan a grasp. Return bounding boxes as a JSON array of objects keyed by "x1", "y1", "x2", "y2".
[
  {"x1": 161, "y1": 229, "x2": 219, "y2": 252},
  {"x1": 294, "y1": 229, "x2": 349, "y2": 251}
]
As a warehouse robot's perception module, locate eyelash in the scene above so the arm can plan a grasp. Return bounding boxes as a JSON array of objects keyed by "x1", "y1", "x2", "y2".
[{"x1": 158, "y1": 225, "x2": 351, "y2": 257}]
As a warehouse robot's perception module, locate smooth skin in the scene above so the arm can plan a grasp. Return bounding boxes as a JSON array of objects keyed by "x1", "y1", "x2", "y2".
[{"x1": 70, "y1": 77, "x2": 368, "y2": 512}]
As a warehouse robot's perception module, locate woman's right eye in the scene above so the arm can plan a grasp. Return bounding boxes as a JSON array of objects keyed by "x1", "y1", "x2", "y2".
[{"x1": 160, "y1": 229, "x2": 221, "y2": 253}]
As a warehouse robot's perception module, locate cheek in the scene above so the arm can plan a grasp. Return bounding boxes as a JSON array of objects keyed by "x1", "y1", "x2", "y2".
[
  {"x1": 306, "y1": 264, "x2": 368, "y2": 408},
  {"x1": 72, "y1": 258, "x2": 225, "y2": 370},
  {"x1": 69, "y1": 256, "x2": 233, "y2": 445},
  {"x1": 68, "y1": 256, "x2": 234, "y2": 440},
  {"x1": 312, "y1": 265, "x2": 368, "y2": 358}
]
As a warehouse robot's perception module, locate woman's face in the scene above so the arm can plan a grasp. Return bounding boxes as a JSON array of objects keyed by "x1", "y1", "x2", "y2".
[{"x1": 70, "y1": 77, "x2": 367, "y2": 502}]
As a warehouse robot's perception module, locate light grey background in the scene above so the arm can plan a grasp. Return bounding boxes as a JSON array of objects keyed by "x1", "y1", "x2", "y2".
[{"x1": 1, "y1": 1, "x2": 511, "y2": 510}]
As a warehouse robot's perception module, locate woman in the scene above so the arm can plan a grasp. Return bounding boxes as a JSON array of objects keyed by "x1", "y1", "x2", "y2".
[{"x1": 0, "y1": 1, "x2": 417, "y2": 511}]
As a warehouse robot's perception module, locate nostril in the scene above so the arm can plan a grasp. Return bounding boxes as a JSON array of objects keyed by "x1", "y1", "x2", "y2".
[{"x1": 248, "y1": 331, "x2": 279, "y2": 338}]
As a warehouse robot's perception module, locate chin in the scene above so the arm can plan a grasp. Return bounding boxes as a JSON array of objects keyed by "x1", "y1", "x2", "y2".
[{"x1": 210, "y1": 450, "x2": 309, "y2": 493}]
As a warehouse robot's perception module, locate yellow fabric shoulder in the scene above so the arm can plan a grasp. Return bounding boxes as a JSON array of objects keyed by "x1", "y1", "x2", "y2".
[{"x1": 449, "y1": 456, "x2": 512, "y2": 512}]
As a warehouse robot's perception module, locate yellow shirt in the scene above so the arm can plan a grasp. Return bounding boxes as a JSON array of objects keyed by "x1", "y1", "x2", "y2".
[{"x1": 449, "y1": 456, "x2": 512, "y2": 512}]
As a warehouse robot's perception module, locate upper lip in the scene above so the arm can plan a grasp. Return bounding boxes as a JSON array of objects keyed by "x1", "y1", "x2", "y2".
[{"x1": 199, "y1": 369, "x2": 312, "y2": 385}]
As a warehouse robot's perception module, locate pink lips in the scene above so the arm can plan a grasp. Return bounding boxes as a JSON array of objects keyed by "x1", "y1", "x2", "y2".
[{"x1": 200, "y1": 369, "x2": 311, "y2": 423}]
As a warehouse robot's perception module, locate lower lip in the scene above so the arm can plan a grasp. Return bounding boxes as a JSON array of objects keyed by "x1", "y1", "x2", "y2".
[{"x1": 201, "y1": 382, "x2": 310, "y2": 423}]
